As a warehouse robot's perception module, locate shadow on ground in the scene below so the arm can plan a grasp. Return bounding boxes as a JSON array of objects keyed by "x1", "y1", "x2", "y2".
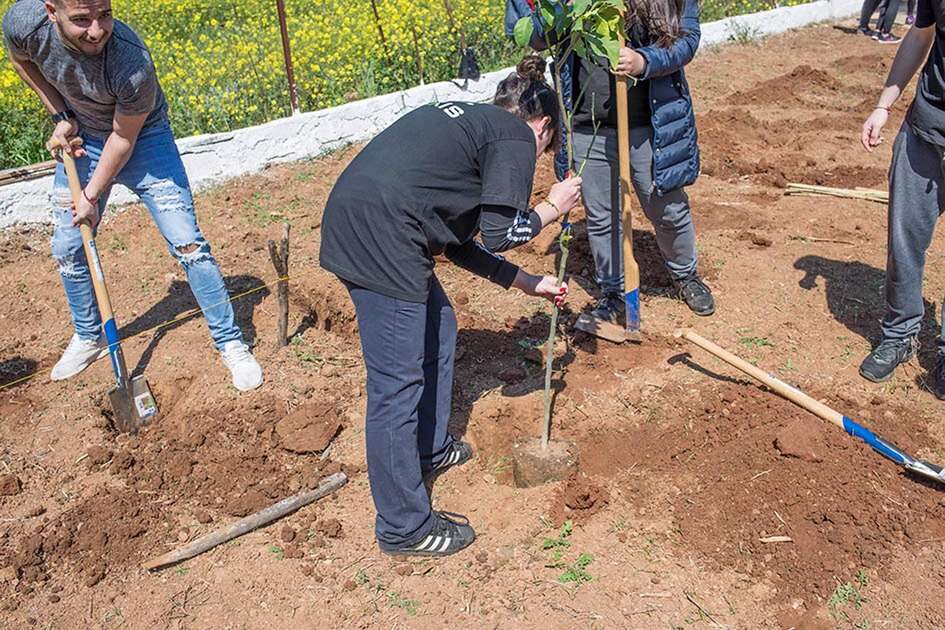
[
  {"x1": 118, "y1": 275, "x2": 269, "y2": 377},
  {"x1": 795, "y1": 254, "x2": 942, "y2": 392}
]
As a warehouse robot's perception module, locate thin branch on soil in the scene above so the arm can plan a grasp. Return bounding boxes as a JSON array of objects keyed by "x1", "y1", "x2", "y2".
[
  {"x1": 749, "y1": 469, "x2": 770, "y2": 481},
  {"x1": 792, "y1": 234, "x2": 856, "y2": 246},
  {"x1": 684, "y1": 591, "x2": 726, "y2": 628}
]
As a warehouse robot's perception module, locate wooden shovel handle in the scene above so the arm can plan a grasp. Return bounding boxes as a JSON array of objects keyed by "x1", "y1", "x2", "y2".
[
  {"x1": 614, "y1": 36, "x2": 639, "y2": 292},
  {"x1": 49, "y1": 139, "x2": 116, "y2": 325},
  {"x1": 675, "y1": 329, "x2": 846, "y2": 431}
]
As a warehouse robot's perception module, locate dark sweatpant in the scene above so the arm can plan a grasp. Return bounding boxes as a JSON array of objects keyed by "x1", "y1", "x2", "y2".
[
  {"x1": 882, "y1": 124, "x2": 945, "y2": 355},
  {"x1": 859, "y1": 0, "x2": 901, "y2": 33},
  {"x1": 345, "y1": 277, "x2": 457, "y2": 549}
]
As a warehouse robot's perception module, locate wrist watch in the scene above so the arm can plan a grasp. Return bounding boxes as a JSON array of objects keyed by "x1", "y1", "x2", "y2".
[{"x1": 51, "y1": 109, "x2": 76, "y2": 123}]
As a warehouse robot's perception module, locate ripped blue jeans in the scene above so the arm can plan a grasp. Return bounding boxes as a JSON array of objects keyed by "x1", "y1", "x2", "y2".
[{"x1": 50, "y1": 121, "x2": 242, "y2": 349}]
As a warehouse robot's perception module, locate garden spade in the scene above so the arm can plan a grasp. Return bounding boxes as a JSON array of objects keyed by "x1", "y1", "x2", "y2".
[
  {"x1": 574, "y1": 36, "x2": 641, "y2": 344},
  {"x1": 676, "y1": 329, "x2": 945, "y2": 487},
  {"x1": 50, "y1": 138, "x2": 158, "y2": 434}
]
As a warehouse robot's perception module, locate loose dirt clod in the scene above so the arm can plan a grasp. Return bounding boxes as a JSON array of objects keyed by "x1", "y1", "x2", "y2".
[
  {"x1": 775, "y1": 419, "x2": 824, "y2": 462},
  {"x1": 549, "y1": 476, "x2": 608, "y2": 526},
  {"x1": 281, "y1": 526, "x2": 296, "y2": 543},
  {"x1": 511, "y1": 438, "x2": 577, "y2": 488},
  {"x1": 317, "y1": 518, "x2": 343, "y2": 539},
  {"x1": 86, "y1": 445, "x2": 112, "y2": 466},
  {"x1": 275, "y1": 403, "x2": 343, "y2": 454},
  {"x1": 0, "y1": 474, "x2": 21, "y2": 496}
]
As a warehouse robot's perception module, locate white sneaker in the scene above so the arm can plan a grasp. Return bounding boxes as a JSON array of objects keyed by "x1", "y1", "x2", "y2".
[
  {"x1": 51, "y1": 334, "x2": 109, "y2": 381},
  {"x1": 220, "y1": 340, "x2": 263, "y2": 392}
]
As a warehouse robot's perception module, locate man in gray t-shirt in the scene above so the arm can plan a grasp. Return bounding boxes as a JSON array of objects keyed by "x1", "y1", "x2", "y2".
[
  {"x1": 3, "y1": 0, "x2": 264, "y2": 392},
  {"x1": 2, "y1": 0, "x2": 167, "y2": 140}
]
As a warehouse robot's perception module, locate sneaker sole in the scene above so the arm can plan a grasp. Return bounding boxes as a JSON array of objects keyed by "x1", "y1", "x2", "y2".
[
  {"x1": 859, "y1": 368, "x2": 895, "y2": 384},
  {"x1": 381, "y1": 537, "x2": 475, "y2": 558}
]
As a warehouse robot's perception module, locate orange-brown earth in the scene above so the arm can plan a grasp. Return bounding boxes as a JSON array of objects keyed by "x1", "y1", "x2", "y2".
[{"x1": 2, "y1": 20, "x2": 945, "y2": 629}]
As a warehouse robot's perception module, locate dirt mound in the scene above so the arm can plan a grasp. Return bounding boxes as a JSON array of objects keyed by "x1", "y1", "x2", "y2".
[
  {"x1": 549, "y1": 476, "x2": 609, "y2": 526},
  {"x1": 728, "y1": 65, "x2": 842, "y2": 107},
  {"x1": 623, "y1": 380, "x2": 945, "y2": 603},
  {"x1": 12, "y1": 488, "x2": 159, "y2": 587},
  {"x1": 6, "y1": 395, "x2": 350, "y2": 586},
  {"x1": 831, "y1": 53, "x2": 887, "y2": 74}
]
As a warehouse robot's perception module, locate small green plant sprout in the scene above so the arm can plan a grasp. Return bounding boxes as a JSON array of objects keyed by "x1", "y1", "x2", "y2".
[
  {"x1": 513, "y1": 0, "x2": 625, "y2": 452},
  {"x1": 542, "y1": 519, "x2": 574, "y2": 566},
  {"x1": 558, "y1": 552, "x2": 595, "y2": 584},
  {"x1": 387, "y1": 591, "x2": 419, "y2": 616},
  {"x1": 269, "y1": 544, "x2": 285, "y2": 561},
  {"x1": 828, "y1": 578, "x2": 866, "y2": 611},
  {"x1": 856, "y1": 569, "x2": 869, "y2": 589},
  {"x1": 739, "y1": 335, "x2": 773, "y2": 349}
]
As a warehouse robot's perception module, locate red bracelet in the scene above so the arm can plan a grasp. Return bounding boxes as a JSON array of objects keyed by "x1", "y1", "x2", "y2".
[
  {"x1": 875, "y1": 106, "x2": 892, "y2": 112},
  {"x1": 81, "y1": 189, "x2": 97, "y2": 205}
]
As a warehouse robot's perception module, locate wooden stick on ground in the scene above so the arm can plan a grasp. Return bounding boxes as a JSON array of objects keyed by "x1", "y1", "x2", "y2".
[
  {"x1": 142, "y1": 472, "x2": 346, "y2": 571},
  {"x1": 784, "y1": 182, "x2": 888, "y2": 204},
  {"x1": 267, "y1": 222, "x2": 290, "y2": 347}
]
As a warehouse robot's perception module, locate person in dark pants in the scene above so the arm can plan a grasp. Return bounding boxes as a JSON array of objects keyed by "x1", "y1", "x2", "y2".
[
  {"x1": 320, "y1": 56, "x2": 583, "y2": 557},
  {"x1": 859, "y1": 0, "x2": 904, "y2": 43},
  {"x1": 860, "y1": 0, "x2": 945, "y2": 399}
]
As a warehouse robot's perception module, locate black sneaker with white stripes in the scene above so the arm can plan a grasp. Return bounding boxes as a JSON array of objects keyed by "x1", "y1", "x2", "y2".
[
  {"x1": 422, "y1": 439, "x2": 473, "y2": 483},
  {"x1": 383, "y1": 511, "x2": 476, "y2": 557}
]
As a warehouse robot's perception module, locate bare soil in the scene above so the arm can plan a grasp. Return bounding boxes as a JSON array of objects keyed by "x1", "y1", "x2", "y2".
[{"x1": 2, "y1": 21, "x2": 945, "y2": 629}]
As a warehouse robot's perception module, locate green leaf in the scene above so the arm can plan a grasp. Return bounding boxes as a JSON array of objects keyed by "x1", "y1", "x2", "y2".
[
  {"x1": 572, "y1": 0, "x2": 591, "y2": 15},
  {"x1": 573, "y1": 39, "x2": 588, "y2": 60},
  {"x1": 601, "y1": 36, "x2": 621, "y2": 69},
  {"x1": 513, "y1": 16, "x2": 535, "y2": 47},
  {"x1": 586, "y1": 34, "x2": 608, "y2": 60},
  {"x1": 540, "y1": 5, "x2": 555, "y2": 29}
]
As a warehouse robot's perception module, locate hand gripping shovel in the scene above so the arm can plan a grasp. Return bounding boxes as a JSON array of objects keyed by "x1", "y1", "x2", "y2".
[
  {"x1": 574, "y1": 36, "x2": 642, "y2": 344},
  {"x1": 51, "y1": 139, "x2": 158, "y2": 433},
  {"x1": 676, "y1": 329, "x2": 945, "y2": 486}
]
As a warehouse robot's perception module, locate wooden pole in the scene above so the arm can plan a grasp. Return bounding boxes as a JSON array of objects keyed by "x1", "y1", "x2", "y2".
[
  {"x1": 142, "y1": 472, "x2": 347, "y2": 571},
  {"x1": 275, "y1": 0, "x2": 300, "y2": 115},
  {"x1": 615, "y1": 35, "x2": 641, "y2": 340},
  {"x1": 267, "y1": 222, "x2": 290, "y2": 347}
]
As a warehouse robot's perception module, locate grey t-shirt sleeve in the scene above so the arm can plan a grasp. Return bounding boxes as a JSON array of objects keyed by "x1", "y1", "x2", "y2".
[{"x1": 2, "y1": 0, "x2": 45, "y2": 59}]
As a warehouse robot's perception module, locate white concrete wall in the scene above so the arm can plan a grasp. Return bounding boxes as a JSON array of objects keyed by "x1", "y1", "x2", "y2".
[{"x1": 0, "y1": 0, "x2": 863, "y2": 229}]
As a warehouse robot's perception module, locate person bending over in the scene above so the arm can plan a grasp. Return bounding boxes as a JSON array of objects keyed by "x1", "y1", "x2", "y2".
[{"x1": 320, "y1": 56, "x2": 582, "y2": 557}]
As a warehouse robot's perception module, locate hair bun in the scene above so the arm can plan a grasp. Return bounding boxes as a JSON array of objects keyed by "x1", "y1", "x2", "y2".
[{"x1": 516, "y1": 55, "x2": 546, "y2": 82}]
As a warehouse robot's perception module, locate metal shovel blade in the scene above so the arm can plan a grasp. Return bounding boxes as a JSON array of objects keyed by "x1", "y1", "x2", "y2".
[
  {"x1": 573, "y1": 313, "x2": 631, "y2": 344},
  {"x1": 108, "y1": 376, "x2": 159, "y2": 434},
  {"x1": 905, "y1": 459, "x2": 945, "y2": 485}
]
